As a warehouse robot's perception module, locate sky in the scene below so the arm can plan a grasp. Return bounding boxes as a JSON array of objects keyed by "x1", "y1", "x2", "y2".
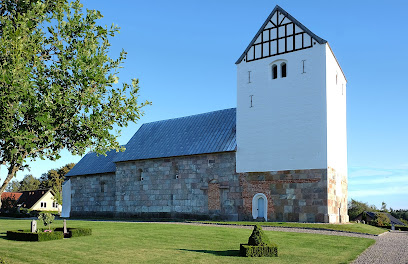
[{"x1": 1, "y1": 0, "x2": 407, "y2": 210}]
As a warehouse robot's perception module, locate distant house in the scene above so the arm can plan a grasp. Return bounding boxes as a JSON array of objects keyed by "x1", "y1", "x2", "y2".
[
  {"x1": 354, "y1": 211, "x2": 406, "y2": 226},
  {"x1": 17, "y1": 189, "x2": 61, "y2": 212},
  {"x1": 1, "y1": 192, "x2": 23, "y2": 210}
]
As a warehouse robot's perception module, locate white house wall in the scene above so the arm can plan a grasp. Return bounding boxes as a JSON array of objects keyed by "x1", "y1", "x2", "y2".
[{"x1": 236, "y1": 43, "x2": 327, "y2": 172}]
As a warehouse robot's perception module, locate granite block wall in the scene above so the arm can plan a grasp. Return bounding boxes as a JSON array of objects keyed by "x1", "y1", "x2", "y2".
[
  {"x1": 70, "y1": 173, "x2": 116, "y2": 217},
  {"x1": 239, "y1": 169, "x2": 328, "y2": 222},
  {"x1": 69, "y1": 152, "x2": 347, "y2": 223},
  {"x1": 114, "y1": 152, "x2": 242, "y2": 220}
]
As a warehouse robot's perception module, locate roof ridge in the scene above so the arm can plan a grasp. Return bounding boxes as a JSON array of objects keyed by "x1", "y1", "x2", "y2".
[{"x1": 140, "y1": 107, "x2": 236, "y2": 126}]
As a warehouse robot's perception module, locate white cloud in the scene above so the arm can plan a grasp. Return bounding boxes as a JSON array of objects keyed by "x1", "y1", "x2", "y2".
[
  {"x1": 349, "y1": 168, "x2": 393, "y2": 178},
  {"x1": 350, "y1": 175, "x2": 408, "y2": 185},
  {"x1": 349, "y1": 185, "x2": 408, "y2": 197}
]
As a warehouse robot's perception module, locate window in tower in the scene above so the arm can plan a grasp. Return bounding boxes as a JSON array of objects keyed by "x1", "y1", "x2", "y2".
[{"x1": 281, "y1": 62, "x2": 287, "y2": 78}]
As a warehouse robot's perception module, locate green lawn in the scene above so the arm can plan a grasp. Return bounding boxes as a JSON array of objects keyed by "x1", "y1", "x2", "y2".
[
  {"x1": 0, "y1": 219, "x2": 375, "y2": 264},
  {"x1": 189, "y1": 221, "x2": 386, "y2": 235}
]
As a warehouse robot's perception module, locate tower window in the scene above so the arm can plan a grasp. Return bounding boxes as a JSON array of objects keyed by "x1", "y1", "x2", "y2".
[
  {"x1": 281, "y1": 62, "x2": 287, "y2": 78},
  {"x1": 272, "y1": 64, "x2": 277, "y2": 79}
]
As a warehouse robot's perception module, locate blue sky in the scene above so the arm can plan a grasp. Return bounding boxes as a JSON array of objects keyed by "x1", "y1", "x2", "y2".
[{"x1": 2, "y1": 0, "x2": 407, "y2": 210}]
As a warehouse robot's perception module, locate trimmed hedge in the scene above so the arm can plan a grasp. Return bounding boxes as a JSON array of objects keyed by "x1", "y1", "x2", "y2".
[
  {"x1": 7, "y1": 228, "x2": 92, "y2": 241},
  {"x1": 240, "y1": 243, "x2": 278, "y2": 257},
  {"x1": 7, "y1": 229, "x2": 63, "y2": 242},
  {"x1": 54, "y1": 227, "x2": 92, "y2": 238},
  {"x1": 382, "y1": 225, "x2": 408, "y2": 231}
]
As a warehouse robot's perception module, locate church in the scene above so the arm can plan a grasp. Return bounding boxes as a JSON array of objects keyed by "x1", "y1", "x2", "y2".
[{"x1": 64, "y1": 5, "x2": 349, "y2": 223}]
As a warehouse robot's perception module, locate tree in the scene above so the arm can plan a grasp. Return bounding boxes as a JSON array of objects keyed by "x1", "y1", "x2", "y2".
[
  {"x1": 40, "y1": 163, "x2": 75, "y2": 204},
  {"x1": 0, "y1": 0, "x2": 149, "y2": 207},
  {"x1": 348, "y1": 199, "x2": 377, "y2": 220},
  {"x1": 6, "y1": 179, "x2": 20, "y2": 192},
  {"x1": 19, "y1": 174, "x2": 41, "y2": 191},
  {"x1": 381, "y1": 201, "x2": 388, "y2": 212}
]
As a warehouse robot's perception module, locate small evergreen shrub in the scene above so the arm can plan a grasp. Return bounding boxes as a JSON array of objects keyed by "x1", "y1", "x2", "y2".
[{"x1": 240, "y1": 225, "x2": 278, "y2": 257}]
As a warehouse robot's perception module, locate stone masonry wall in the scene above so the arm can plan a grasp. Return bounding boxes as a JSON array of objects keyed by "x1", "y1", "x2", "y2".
[
  {"x1": 69, "y1": 152, "x2": 343, "y2": 223},
  {"x1": 114, "y1": 152, "x2": 242, "y2": 220},
  {"x1": 239, "y1": 169, "x2": 328, "y2": 222},
  {"x1": 70, "y1": 173, "x2": 116, "y2": 217},
  {"x1": 327, "y1": 167, "x2": 348, "y2": 223}
]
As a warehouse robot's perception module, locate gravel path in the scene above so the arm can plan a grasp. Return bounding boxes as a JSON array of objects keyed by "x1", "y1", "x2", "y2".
[{"x1": 352, "y1": 231, "x2": 408, "y2": 264}]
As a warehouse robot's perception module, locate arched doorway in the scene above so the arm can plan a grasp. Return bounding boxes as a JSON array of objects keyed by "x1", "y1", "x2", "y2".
[{"x1": 252, "y1": 193, "x2": 268, "y2": 221}]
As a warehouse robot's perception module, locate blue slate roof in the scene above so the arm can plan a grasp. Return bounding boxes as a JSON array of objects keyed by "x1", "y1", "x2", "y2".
[
  {"x1": 114, "y1": 108, "x2": 236, "y2": 163},
  {"x1": 66, "y1": 149, "x2": 118, "y2": 177},
  {"x1": 66, "y1": 108, "x2": 237, "y2": 176}
]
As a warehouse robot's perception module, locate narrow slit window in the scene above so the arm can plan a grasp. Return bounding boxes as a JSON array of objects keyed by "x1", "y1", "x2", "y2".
[
  {"x1": 272, "y1": 64, "x2": 277, "y2": 79},
  {"x1": 137, "y1": 168, "x2": 144, "y2": 181},
  {"x1": 281, "y1": 62, "x2": 287, "y2": 78}
]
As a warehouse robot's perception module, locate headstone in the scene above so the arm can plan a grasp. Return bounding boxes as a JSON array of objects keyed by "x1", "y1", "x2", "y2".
[
  {"x1": 362, "y1": 220, "x2": 365, "y2": 224},
  {"x1": 391, "y1": 223, "x2": 395, "y2": 231},
  {"x1": 31, "y1": 220, "x2": 37, "y2": 233},
  {"x1": 63, "y1": 219, "x2": 67, "y2": 234},
  {"x1": 357, "y1": 220, "x2": 360, "y2": 224}
]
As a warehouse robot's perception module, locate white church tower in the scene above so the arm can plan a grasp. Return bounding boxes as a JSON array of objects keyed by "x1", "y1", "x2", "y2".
[{"x1": 236, "y1": 6, "x2": 348, "y2": 223}]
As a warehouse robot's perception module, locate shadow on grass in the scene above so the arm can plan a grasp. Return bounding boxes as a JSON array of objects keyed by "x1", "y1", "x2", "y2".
[
  {"x1": 179, "y1": 248, "x2": 240, "y2": 257},
  {"x1": 0, "y1": 232, "x2": 8, "y2": 240}
]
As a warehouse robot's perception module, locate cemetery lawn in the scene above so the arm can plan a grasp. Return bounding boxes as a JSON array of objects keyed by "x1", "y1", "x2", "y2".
[
  {"x1": 189, "y1": 221, "x2": 386, "y2": 235},
  {"x1": 0, "y1": 219, "x2": 374, "y2": 264}
]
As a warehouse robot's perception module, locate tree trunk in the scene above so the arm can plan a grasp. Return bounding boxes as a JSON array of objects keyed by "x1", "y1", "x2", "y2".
[{"x1": 0, "y1": 164, "x2": 19, "y2": 209}]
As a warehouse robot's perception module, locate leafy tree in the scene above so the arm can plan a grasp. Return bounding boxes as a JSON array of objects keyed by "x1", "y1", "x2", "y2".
[
  {"x1": 6, "y1": 179, "x2": 20, "y2": 192},
  {"x1": 40, "y1": 163, "x2": 75, "y2": 204},
  {"x1": 348, "y1": 199, "x2": 377, "y2": 220},
  {"x1": 0, "y1": 0, "x2": 149, "y2": 207},
  {"x1": 19, "y1": 174, "x2": 41, "y2": 191}
]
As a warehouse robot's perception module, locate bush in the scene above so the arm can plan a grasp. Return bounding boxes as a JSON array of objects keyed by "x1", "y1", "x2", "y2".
[
  {"x1": 240, "y1": 244, "x2": 278, "y2": 257},
  {"x1": 240, "y1": 225, "x2": 278, "y2": 257},
  {"x1": 38, "y1": 212, "x2": 55, "y2": 228},
  {"x1": 54, "y1": 227, "x2": 92, "y2": 238},
  {"x1": 0, "y1": 256, "x2": 7, "y2": 264},
  {"x1": 248, "y1": 225, "x2": 270, "y2": 246},
  {"x1": 7, "y1": 229, "x2": 63, "y2": 242},
  {"x1": 369, "y1": 213, "x2": 391, "y2": 227}
]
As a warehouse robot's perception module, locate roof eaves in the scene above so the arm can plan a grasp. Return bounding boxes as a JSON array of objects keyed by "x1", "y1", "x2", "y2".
[{"x1": 235, "y1": 5, "x2": 327, "y2": 64}]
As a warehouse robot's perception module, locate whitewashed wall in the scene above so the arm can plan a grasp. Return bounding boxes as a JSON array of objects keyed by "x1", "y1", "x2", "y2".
[
  {"x1": 325, "y1": 44, "x2": 347, "y2": 176},
  {"x1": 236, "y1": 43, "x2": 327, "y2": 172}
]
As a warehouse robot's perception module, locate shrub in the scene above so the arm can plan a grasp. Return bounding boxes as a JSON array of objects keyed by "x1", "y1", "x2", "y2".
[
  {"x1": 240, "y1": 225, "x2": 278, "y2": 257},
  {"x1": 240, "y1": 244, "x2": 278, "y2": 257},
  {"x1": 38, "y1": 212, "x2": 55, "y2": 229},
  {"x1": 248, "y1": 225, "x2": 270, "y2": 246},
  {"x1": 369, "y1": 213, "x2": 391, "y2": 227},
  {"x1": 0, "y1": 256, "x2": 7, "y2": 264},
  {"x1": 54, "y1": 227, "x2": 92, "y2": 238},
  {"x1": 7, "y1": 229, "x2": 63, "y2": 242}
]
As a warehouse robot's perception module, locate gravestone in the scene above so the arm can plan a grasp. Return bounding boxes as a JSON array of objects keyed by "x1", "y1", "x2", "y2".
[
  {"x1": 356, "y1": 220, "x2": 360, "y2": 224},
  {"x1": 362, "y1": 220, "x2": 365, "y2": 224},
  {"x1": 31, "y1": 220, "x2": 37, "y2": 233},
  {"x1": 63, "y1": 219, "x2": 68, "y2": 234},
  {"x1": 391, "y1": 223, "x2": 395, "y2": 231}
]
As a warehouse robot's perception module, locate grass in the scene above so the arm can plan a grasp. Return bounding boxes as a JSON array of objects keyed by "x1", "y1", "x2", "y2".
[
  {"x1": 189, "y1": 221, "x2": 387, "y2": 235},
  {"x1": 0, "y1": 219, "x2": 375, "y2": 264}
]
